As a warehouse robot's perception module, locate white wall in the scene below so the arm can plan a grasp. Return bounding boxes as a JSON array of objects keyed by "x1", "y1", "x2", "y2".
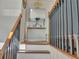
[
  {"x1": 27, "y1": 12, "x2": 49, "y2": 41},
  {"x1": 30, "y1": 9, "x2": 46, "y2": 19},
  {"x1": 27, "y1": 29, "x2": 47, "y2": 41},
  {"x1": 20, "y1": 0, "x2": 56, "y2": 41},
  {"x1": 26, "y1": 9, "x2": 48, "y2": 41},
  {"x1": 0, "y1": 0, "x2": 21, "y2": 17},
  {"x1": 0, "y1": 0, "x2": 22, "y2": 42},
  {"x1": 24, "y1": 1, "x2": 49, "y2": 41}
]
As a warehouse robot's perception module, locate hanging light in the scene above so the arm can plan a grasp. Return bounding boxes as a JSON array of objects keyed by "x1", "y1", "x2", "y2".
[
  {"x1": 22, "y1": 0, "x2": 27, "y2": 9},
  {"x1": 33, "y1": 0, "x2": 44, "y2": 9}
]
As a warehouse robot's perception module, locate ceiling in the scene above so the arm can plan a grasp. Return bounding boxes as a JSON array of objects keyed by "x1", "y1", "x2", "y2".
[{"x1": 26, "y1": 0, "x2": 56, "y2": 12}]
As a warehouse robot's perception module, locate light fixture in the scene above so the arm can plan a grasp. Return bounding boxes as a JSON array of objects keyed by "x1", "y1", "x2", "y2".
[
  {"x1": 33, "y1": 0, "x2": 43, "y2": 9},
  {"x1": 22, "y1": 0, "x2": 27, "y2": 9}
]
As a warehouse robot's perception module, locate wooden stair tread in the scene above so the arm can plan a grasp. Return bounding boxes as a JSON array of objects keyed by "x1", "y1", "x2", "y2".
[{"x1": 18, "y1": 50, "x2": 50, "y2": 54}]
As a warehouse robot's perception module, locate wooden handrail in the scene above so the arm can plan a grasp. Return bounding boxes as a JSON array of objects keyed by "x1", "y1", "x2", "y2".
[
  {"x1": 1, "y1": 14, "x2": 22, "y2": 52},
  {"x1": 48, "y1": 0, "x2": 60, "y2": 16}
]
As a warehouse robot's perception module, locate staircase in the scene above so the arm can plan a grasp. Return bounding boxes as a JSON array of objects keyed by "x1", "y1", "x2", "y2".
[
  {"x1": 17, "y1": 43, "x2": 77, "y2": 59},
  {"x1": 17, "y1": 44, "x2": 51, "y2": 59}
]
